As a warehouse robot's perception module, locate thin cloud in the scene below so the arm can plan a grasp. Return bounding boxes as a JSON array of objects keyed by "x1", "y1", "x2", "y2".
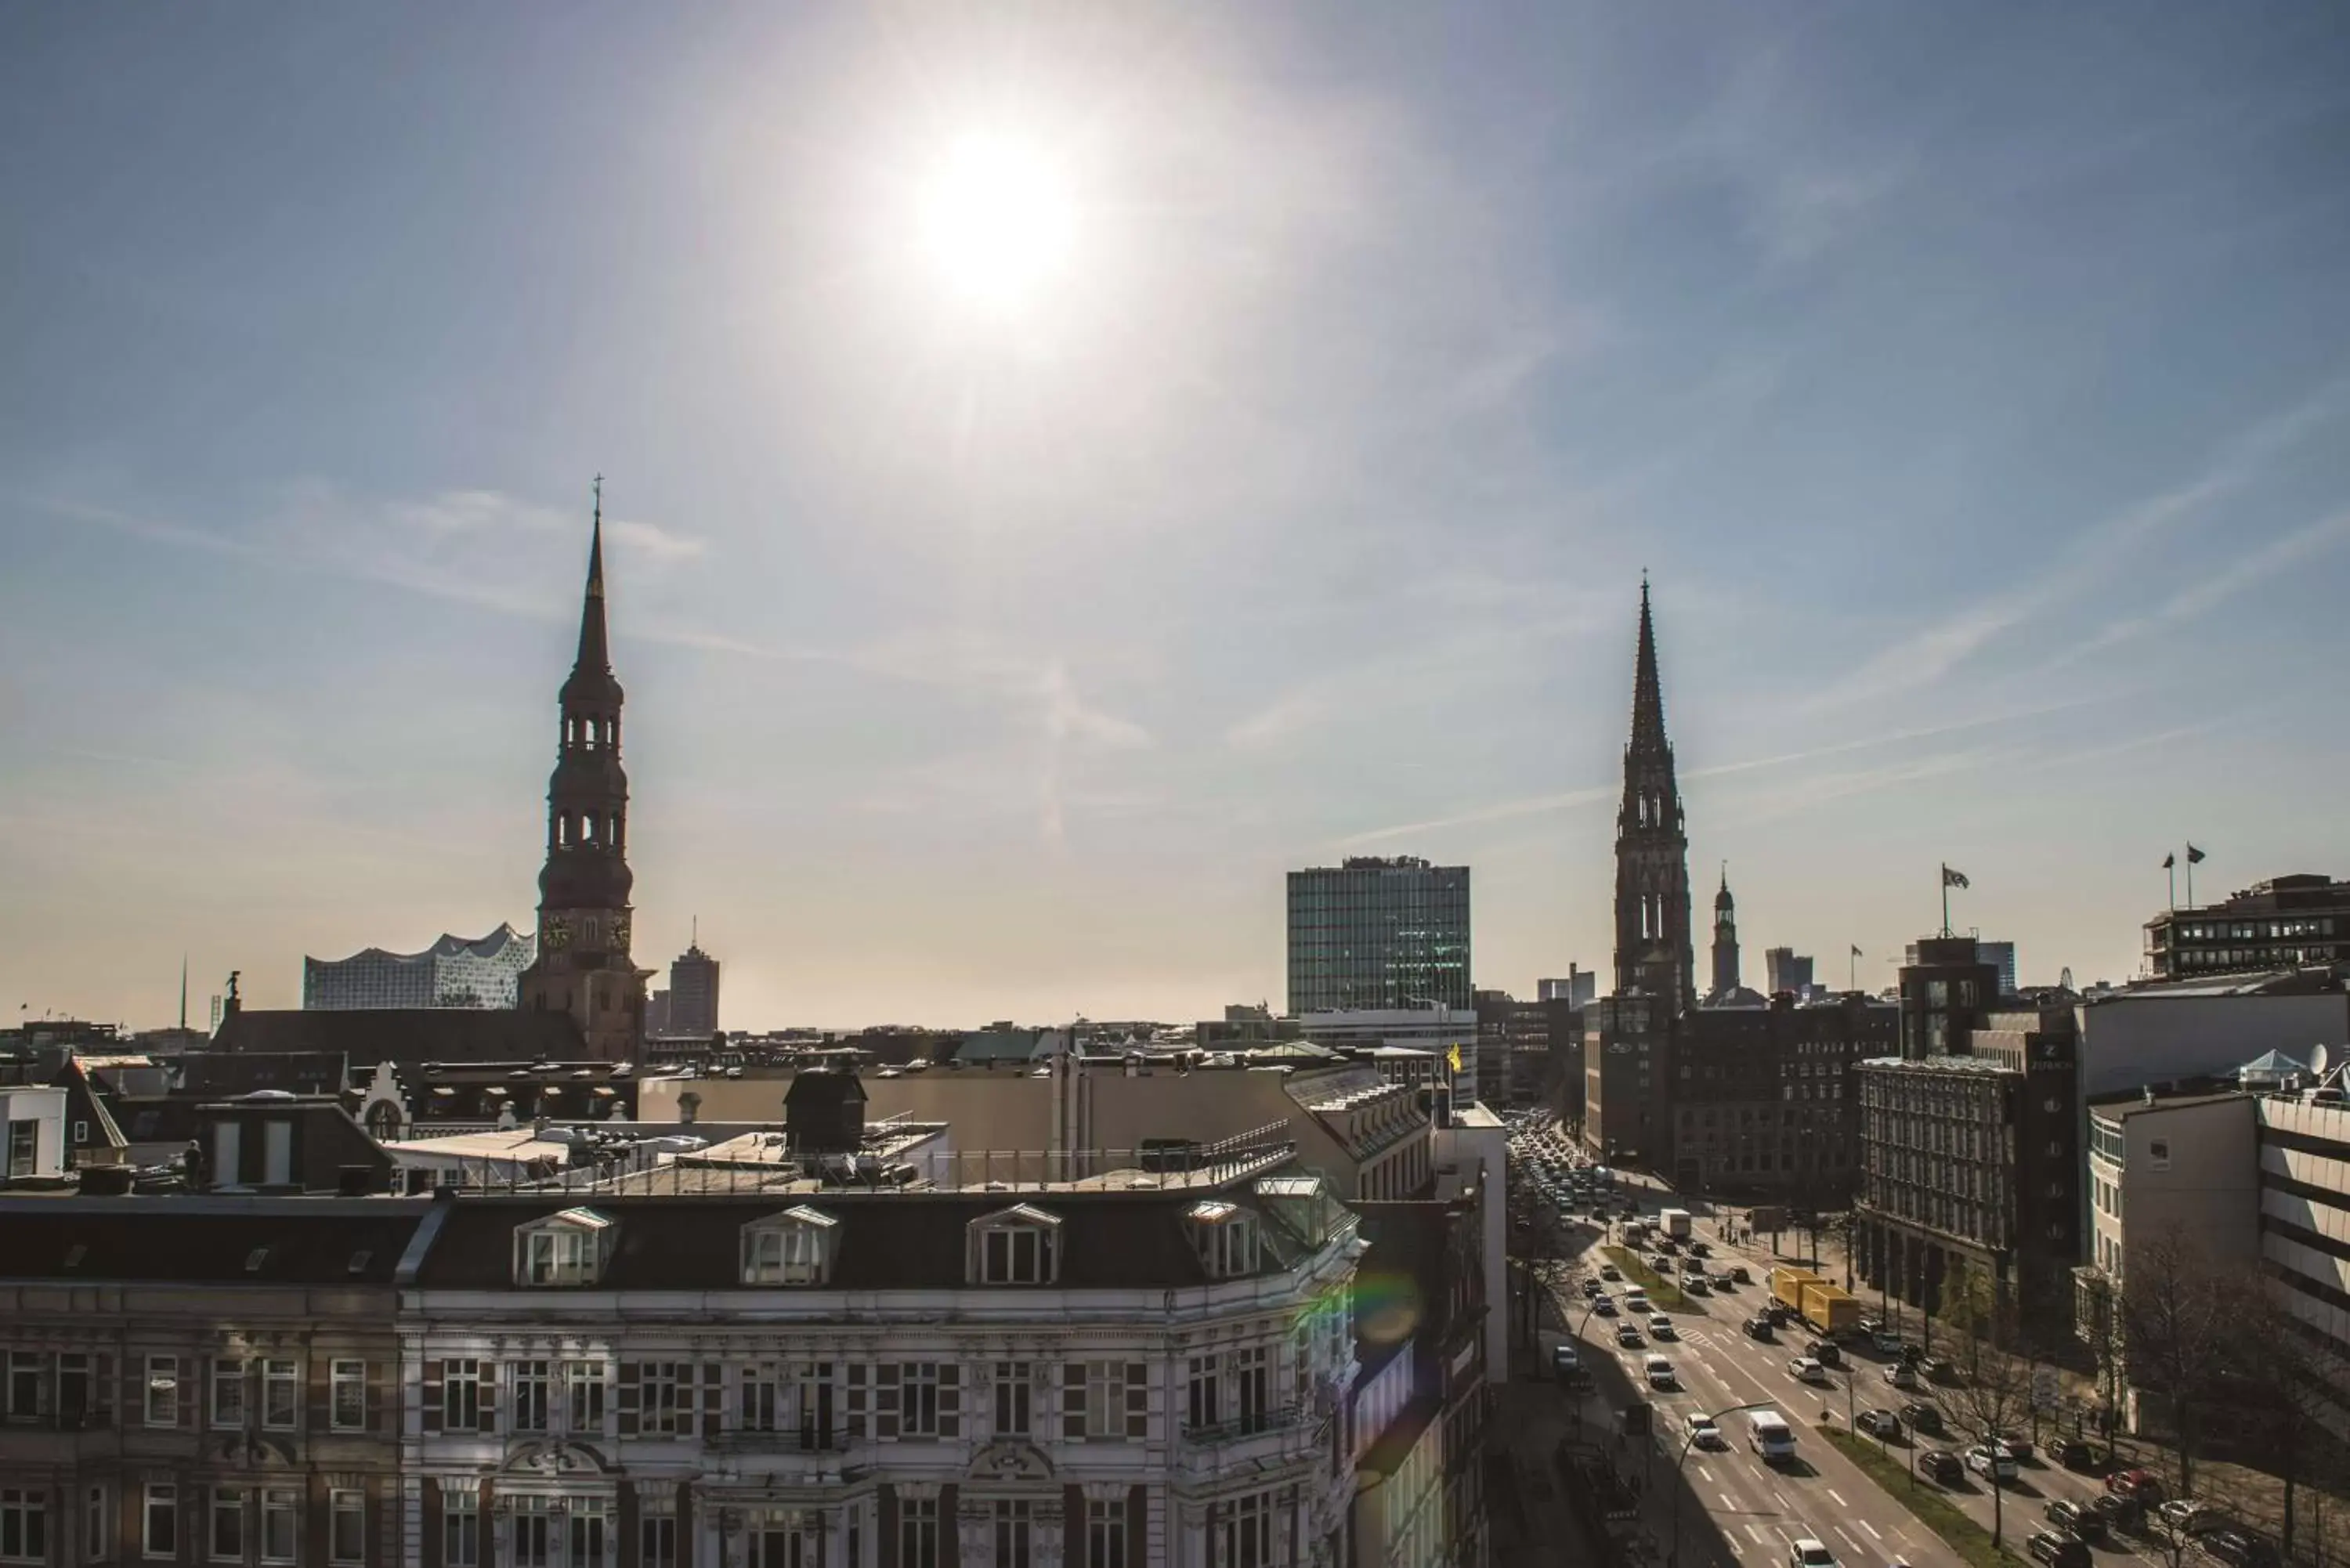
[
  {"x1": 1811, "y1": 381, "x2": 2349, "y2": 710},
  {"x1": 2053, "y1": 508, "x2": 2350, "y2": 666},
  {"x1": 1339, "y1": 785, "x2": 1618, "y2": 848}
]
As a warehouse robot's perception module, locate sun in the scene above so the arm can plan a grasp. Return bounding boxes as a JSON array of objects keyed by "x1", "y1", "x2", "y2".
[{"x1": 918, "y1": 134, "x2": 1077, "y2": 313}]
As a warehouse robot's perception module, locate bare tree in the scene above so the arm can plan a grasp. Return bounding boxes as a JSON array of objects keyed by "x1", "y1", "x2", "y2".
[
  {"x1": 1940, "y1": 1258, "x2": 2037, "y2": 1548},
  {"x1": 2119, "y1": 1226, "x2": 2232, "y2": 1499},
  {"x1": 2213, "y1": 1273, "x2": 2350, "y2": 1560}
]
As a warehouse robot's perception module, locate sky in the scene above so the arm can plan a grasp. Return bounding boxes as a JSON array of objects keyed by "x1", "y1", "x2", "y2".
[{"x1": 4, "y1": 3, "x2": 2349, "y2": 1031}]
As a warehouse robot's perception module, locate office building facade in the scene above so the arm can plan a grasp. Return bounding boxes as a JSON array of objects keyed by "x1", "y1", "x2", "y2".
[
  {"x1": 665, "y1": 945, "x2": 721, "y2": 1039},
  {"x1": 1285, "y1": 859, "x2": 1471, "y2": 1015},
  {"x1": 1762, "y1": 949, "x2": 1813, "y2": 997},
  {"x1": 2143, "y1": 873, "x2": 2350, "y2": 980}
]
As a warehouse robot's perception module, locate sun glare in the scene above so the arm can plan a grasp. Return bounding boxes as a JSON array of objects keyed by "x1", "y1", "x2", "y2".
[{"x1": 919, "y1": 135, "x2": 1076, "y2": 313}]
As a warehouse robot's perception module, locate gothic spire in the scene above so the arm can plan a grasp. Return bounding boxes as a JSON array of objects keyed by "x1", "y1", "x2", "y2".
[
  {"x1": 1630, "y1": 574, "x2": 1668, "y2": 754},
  {"x1": 574, "y1": 475, "x2": 610, "y2": 676}
]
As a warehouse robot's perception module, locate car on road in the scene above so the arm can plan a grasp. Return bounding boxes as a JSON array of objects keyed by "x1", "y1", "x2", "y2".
[
  {"x1": 1684, "y1": 1274, "x2": 1711, "y2": 1295},
  {"x1": 1871, "y1": 1331, "x2": 1905, "y2": 1356},
  {"x1": 1789, "y1": 1537, "x2": 1837, "y2": 1568},
  {"x1": 1856, "y1": 1408, "x2": 1903, "y2": 1440},
  {"x1": 1656, "y1": 1236, "x2": 1680, "y2": 1255},
  {"x1": 1805, "y1": 1338, "x2": 1842, "y2": 1367},
  {"x1": 1898, "y1": 1401, "x2": 1943, "y2": 1435},
  {"x1": 2159, "y1": 1502, "x2": 2226, "y2": 1537},
  {"x1": 1686, "y1": 1412, "x2": 1725, "y2": 1450},
  {"x1": 2107, "y1": 1469, "x2": 2165, "y2": 1504},
  {"x1": 1993, "y1": 1432, "x2": 2036, "y2": 1462},
  {"x1": 2044, "y1": 1501, "x2": 2105, "y2": 1543},
  {"x1": 1688, "y1": 1240, "x2": 1711, "y2": 1258},
  {"x1": 1729, "y1": 1265, "x2": 1752, "y2": 1284},
  {"x1": 1615, "y1": 1323, "x2": 1644, "y2": 1348},
  {"x1": 1600, "y1": 1263, "x2": 1623, "y2": 1281},
  {"x1": 1967, "y1": 1443, "x2": 2019, "y2": 1484},
  {"x1": 1744, "y1": 1317, "x2": 1776, "y2": 1340},
  {"x1": 1644, "y1": 1354, "x2": 1677, "y2": 1389},
  {"x1": 1679, "y1": 1256, "x2": 1708, "y2": 1276},
  {"x1": 2200, "y1": 1527, "x2": 2275, "y2": 1567},
  {"x1": 2026, "y1": 1530, "x2": 2092, "y2": 1568},
  {"x1": 1624, "y1": 1292, "x2": 1652, "y2": 1313},
  {"x1": 1882, "y1": 1364, "x2": 1919, "y2": 1389},
  {"x1": 1582, "y1": 1277, "x2": 1603, "y2": 1296},
  {"x1": 1551, "y1": 1344, "x2": 1582, "y2": 1382},
  {"x1": 1648, "y1": 1313, "x2": 1676, "y2": 1339},
  {"x1": 1788, "y1": 1356, "x2": 1830, "y2": 1384},
  {"x1": 2093, "y1": 1494, "x2": 2144, "y2": 1534},
  {"x1": 1593, "y1": 1296, "x2": 1619, "y2": 1317},
  {"x1": 1918, "y1": 1449, "x2": 1965, "y2": 1485}
]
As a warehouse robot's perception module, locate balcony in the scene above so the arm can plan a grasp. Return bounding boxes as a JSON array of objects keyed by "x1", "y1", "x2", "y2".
[
  {"x1": 1184, "y1": 1404, "x2": 1301, "y2": 1447},
  {"x1": 703, "y1": 1425, "x2": 851, "y2": 1455}
]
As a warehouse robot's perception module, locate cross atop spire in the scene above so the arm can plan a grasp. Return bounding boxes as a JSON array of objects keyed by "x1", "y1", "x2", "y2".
[{"x1": 1629, "y1": 576, "x2": 1668, "y2": 754}]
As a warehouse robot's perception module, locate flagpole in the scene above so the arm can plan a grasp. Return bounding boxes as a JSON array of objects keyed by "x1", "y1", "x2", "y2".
[
  {"x1": 2186, "y1": 848, "x2": 2193, "y2": 909},
  {"x1": 1941, "y1": 866, "x2": 1951, "y2": 939}
]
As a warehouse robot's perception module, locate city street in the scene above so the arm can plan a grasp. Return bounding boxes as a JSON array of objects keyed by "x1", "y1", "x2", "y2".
[{"x1": 1512, "y1": 1120, "x2": 2188, "y2": 1568}]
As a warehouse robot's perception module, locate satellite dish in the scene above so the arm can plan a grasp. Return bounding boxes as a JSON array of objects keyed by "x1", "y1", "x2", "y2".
[{"x1": 2312, "y1": 1042, "x2": 2332, "y2": 1081}]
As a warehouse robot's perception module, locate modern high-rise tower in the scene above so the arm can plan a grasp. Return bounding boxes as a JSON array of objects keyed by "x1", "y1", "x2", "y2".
[
  {"x1": 515, "y1": 485, "x2": 650, "y2": 1060},
  {"x1": 667, "y1": 934, "x2": 721, "y2": 1038},
  {"x1": 1612, "y1": 581, "x2": 1695, "y2": 1005}
]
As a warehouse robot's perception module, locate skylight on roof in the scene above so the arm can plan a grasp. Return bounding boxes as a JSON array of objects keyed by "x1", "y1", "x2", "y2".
[
  {"x1": 348, "y1": 1251, "x2": 371, "y2": 1275},
  {"x1": 63, "y1": 1244, "x2": 86, "y2": 1270},
  {"x1": 244, "y1": 1247, "x2": 270, "y2": 1272}
]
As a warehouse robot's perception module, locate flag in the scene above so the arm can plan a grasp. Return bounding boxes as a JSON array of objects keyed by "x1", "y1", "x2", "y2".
[
  {"x1": 1942, "y1": 864, "x2": 1971, "y2": 890},
  {"x1": 2186, "y1": 844, "x2": 2206, "y2": 865},
  {"x1": 2163, "y1": 853, "x2": 2175, "y2": 870},
  {"x1": 1445, "y1": 1044, "x2": 1462, "y2": 1075},
  {"x1": 1850, "y1": 945, "x2": 1864, "y2": 958}
]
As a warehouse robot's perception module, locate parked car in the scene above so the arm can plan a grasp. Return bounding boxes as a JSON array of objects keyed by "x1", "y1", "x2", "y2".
[
  {"x1": 2159, "y1": 1502, "x2": 2225, "y2": 1537},
  {"x1": 1919, "y1": 1449, "x2": 1965, "y2": 1485},
  {"x1": 1882, "y1": 1364, "x2": 1918, "y2": 1390},
  {"x1": 1788, "y1": 1357, "x2": 1830, "y2": 1384},
  {"x1": 1744, "y1": 1317, "x2": 1776, "y2": 1341},
  {"x1": 2200, "y1": 1527, "x2": 2274, "y2": 1567},
  {"x1": 1898, "y1": 1401, "x2": 1943, "y2": 1435},
  {"x1": 2094, "y1": 1494, "x2": 2145, "y2": 1534},
  {"x1": 2027, "y1": 1530, "x2": 2092, "y2": 1568},
  {"x1": 2045, "y1": 1501, "x2": 2106, "y2": 1543},
  {"x1": 2107, "y1": 1469, "x2": 2165, "y2": 1504},
  {"x1": 1856, "y1": 1409, "x2": 1903, "y2": 1440},
  {"x1": 2054, "y1": 1439, "x2": 2097, "y2": 1471},
  {"x1": 1856, "y1": 1315, "x2": 1885, "y2": 1336},
  {"x1": 1994, "y1": 1433, "x2": 2036, "y2": 1463},
  {"x1": 1924, "y1": 1357, "x2": 1958, "y2": 1383},
  {"x1": 1871, "y1": 1331, "x2": 1905, "y2": 1357},
  {"x1": 1967, "y1": 1444, "x2": 2019, "y2": 1483},
  {"x1": 1686, "y1": 1411, "x2": 1725, "y2": 1450}
]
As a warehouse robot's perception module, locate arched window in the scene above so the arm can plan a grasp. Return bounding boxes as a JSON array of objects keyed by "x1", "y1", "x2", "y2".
[{"x1": 556, "y1": 816, "x2": 571, "y2": 847}]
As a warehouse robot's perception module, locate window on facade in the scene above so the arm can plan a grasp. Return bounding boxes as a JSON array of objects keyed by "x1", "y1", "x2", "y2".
[
  {"x1": 1084, "y1": 1500, "x2": 1127, "y2": 1568},
  {"x1": 327, "y1": 1489, "x2": 363, "y2": 1567},
  {"x1": 630, "y1": 1362, "x2": 692, "y2": 1437},
  {"x1": 638, "y1": 1512, "x2": 674, "y2": 1568},
  {"x1": 740, "y1": 1209, "x2": 836, "y2": 1285},
  {"x1": 515, "y1": 1209, "x2": 614, "y2": 1287},
  {"x1": 443, "y1": 1493, "x2": 479, "y2": 1568},
  {"x1": 208, "y1": 1358, "x2": 246, "y2": 1429},
  {"x1": 898, "y1": 1499, "x2": 939, "y2": 1568},
  {"x1": 1214, "y1": 1493, "x2": 1271, "y2": 1568},
  {"x1": 1187, "y1": 1355, "x2": 1220, "y2": 1432},
  {"x1": 1062, "y1": 1362, "x2": 1147, "y2": 1442},
  {"x1": 143, "y1": 1484, "x2": 177, "y2": 1560},
  {"x1": 2149, "y1": 1139, "x2": 2171, "y2": 1172},
  {"x1": 259, "y1": 1360, "x2": 298, "y2": 1430},
  {"x1": 209, "y1": 1488, "x2": 246, "y2": 1563},
  {"x1": 56, "y1": 1354, "x2": 91, "y2": 1425},
  {"x1": 327, "y1": 1360, "x2": 367, "y2": 1431},
  {"x1": 3, "y1": 1353, "x2": 40, "y2": 1422},
  {"x1": 1186, "y1": 1202, "x2": 1257, "y2": 1279},
  {"x1": 261, "y1": 1492, "x2": 297, "y2": 1565},
  {"x1": 969, "y1": 1207, "x2": 1061, "y2": 1285},
  {"x1": 741, "y1": 1364, "x2": 783, "y2": 1433},
  {"x1": 881, "y1": 1363, "x2": 956, "y2": 1440},
  {"x1": 146, "y1": 1357, "x2": 180, "y2": 1427},
  {"x1": 510, "y1": 1361, "x2": 551, "y2": 1433},
  {"x1": 992, "y1": 1501, "x2": 1032, "y2": 1568},
  {"x1": 443, "y1": 1360, "x2": 484, "y2": 1433},
  {"x1": 1, "y1": 1490, "x2": 48, "y2": 1565},
  {"x1": 564, "y1": 1361, "x2": 605, "y2": 1433},
  {"x1": 5, "y1": 1122, "x2": 36, "y2": 1180},
  {"x1": 991, "y1": 1362, "x2": 1031, "y2": 1438},
  {"x1": 511, "y1": 1498, "x2": 557, "y2": 1568},
  {"x1": 85, "y1": 1487, "x2": 107, "y2": 1562}
]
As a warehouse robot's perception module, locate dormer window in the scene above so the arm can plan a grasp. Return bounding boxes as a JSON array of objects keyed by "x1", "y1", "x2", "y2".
[
  {"x1": 967, "y1": 1204, "x2": 1061, "y2": 1285},
  {"x1": 740, "y1": 1205, "x2": 837, "y2": 1284},
  {"x1": 1187, "y1": 1201, "x2": 1258, "y2": 1279},
  {"x1": 514, "y1": 1207, "x2": 616, "y2": 1287}
]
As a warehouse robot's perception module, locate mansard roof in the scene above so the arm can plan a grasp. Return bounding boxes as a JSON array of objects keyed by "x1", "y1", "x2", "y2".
[{"x1": 0, "y1": 1199, "x2": 428, "y2": 1285}]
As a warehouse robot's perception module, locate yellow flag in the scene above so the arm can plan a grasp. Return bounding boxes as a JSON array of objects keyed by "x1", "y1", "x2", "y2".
[{"x1": 1446, "y1": 1043, "x2": 1462, "y2": 1075}]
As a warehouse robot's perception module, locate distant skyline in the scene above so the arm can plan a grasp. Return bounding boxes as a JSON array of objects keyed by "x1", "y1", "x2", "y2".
[{"x1": 5, "y1": 4, "x2": 2349, "y2": 1030}]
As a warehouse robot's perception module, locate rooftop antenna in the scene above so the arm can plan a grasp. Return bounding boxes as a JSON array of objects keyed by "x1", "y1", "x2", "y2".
[{"x1": 692, "y1": 915, "x2": 699, "y2": 949}]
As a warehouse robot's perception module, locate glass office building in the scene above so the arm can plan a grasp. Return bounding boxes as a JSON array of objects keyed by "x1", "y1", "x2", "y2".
[
  {"x1": 303, "y1": 924, "x2": 539, "y2": 1010},
  {"x1": 1287, "y1": 857, "x2": 1473, "y2": 1013}
]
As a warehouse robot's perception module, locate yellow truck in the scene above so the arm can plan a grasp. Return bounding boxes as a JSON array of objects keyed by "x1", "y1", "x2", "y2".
[
  {"x1": 1768, "y1": 1266, "x2": 1822, "y2": 1313},
  {"x1": 1799, "y1": 1281, "x2": 1860, "y2": 1336}
]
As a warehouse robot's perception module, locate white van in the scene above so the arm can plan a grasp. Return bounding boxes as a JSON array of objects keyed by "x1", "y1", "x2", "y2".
[{"x1": 1748, "y1": 1410, "x2": 1796, "y2": 1462}]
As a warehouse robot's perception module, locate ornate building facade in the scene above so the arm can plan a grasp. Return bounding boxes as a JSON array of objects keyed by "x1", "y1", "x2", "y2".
[{"x1": 518, "y1": 491, "x2": 650, "y2": 1062}]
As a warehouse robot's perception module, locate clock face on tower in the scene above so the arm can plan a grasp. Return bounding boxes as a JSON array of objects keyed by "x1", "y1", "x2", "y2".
[
  {"x1": 543, "y1": 916, "x2": 571, "y2": 952},
  {"x1": 611, "y1": 912, "x2": 631, "y2": 951}
]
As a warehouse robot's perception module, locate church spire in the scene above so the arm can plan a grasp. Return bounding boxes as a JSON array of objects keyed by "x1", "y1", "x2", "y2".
[
  {"x1": 574, "y1": 475, "x2": 610, "y2": 677},
  {"x1": 1630, "y1": 573, "x2": 1668, "y2": 754}
]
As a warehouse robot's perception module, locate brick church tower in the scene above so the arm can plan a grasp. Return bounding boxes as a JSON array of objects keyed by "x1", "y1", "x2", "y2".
[{"x1": 1613, "y1": 580, "x2": 1696, "y2": 1006}]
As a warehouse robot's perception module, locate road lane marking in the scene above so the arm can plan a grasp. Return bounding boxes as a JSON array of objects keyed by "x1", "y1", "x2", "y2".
[
  {"x1": 1835, "y1": 1528, "x2": 1864, "y2": 1558},
  {"x1": 1857, "y1": 1522, "x2": 1881, "y2": 1541},
  {"x1": 1827, "y1": 1489, "x2": 1847, "y2": 1508},
  {"x1": 1721, "y1": 1494, "x2": 1737, "y2": 1510},
  {"x1": 1748, "y1": 1526, "x2": 1771, "y2": 1545}
]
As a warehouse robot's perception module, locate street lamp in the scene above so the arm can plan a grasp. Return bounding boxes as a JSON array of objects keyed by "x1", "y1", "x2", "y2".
[{"x1": 1671, "y1": 1400, "x2": 1778, "y2": 1568}]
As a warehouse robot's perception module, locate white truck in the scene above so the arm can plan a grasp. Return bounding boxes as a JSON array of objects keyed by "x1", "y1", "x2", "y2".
[{"x1": 1658, "y1": 1207, "x2": 1693, "y2": 1241}]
